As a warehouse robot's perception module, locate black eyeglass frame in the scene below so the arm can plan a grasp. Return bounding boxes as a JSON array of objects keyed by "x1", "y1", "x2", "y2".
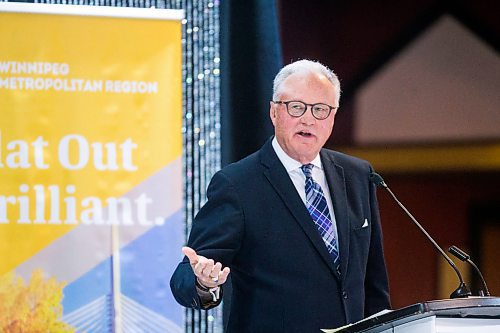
[{"x1": 272, "y1": 100, "x2": 338, "y2": 120}]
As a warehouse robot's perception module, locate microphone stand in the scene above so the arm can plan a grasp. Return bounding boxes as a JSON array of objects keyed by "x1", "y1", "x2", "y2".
[
  {"x1": 370, "y1": 173, "x2": 471, "y2": 299},
  {"x1": 449, "y1": 245, "x2": 491, "y2": 297}
]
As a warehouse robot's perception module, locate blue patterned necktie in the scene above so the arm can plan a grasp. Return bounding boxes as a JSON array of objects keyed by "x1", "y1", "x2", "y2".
[{"x1": 301, "y1": 163, "x2": 340, "y2": 274}]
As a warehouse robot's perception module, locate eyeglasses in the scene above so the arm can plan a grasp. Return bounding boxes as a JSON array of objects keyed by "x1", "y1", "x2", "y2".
[{"x1": 272, "y1": 100, "x2": 338, "y2": 120}]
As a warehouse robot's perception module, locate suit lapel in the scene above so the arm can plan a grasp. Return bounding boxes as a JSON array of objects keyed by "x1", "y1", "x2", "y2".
[
  {"x1": 260, "y1": 140, "x2": 340, "y2": 277},
  {"x1": 321, "y1": 151, "x2": 350, "y2": 281}
]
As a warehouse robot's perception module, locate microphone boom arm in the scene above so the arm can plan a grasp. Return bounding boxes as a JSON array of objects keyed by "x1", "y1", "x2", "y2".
[{"x1": 371, "y1": 173, "x2": 471, "y2": 299}]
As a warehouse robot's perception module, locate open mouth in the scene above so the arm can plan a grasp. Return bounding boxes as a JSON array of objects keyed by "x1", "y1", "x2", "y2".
[{"x1": 297, "y1": 131, "x2": 313, "y2": 138}]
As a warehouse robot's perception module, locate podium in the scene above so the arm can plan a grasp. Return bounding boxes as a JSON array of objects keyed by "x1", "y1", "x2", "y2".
[{"x1": 336, "y1": 297, "x2": 500, "y2": 333}]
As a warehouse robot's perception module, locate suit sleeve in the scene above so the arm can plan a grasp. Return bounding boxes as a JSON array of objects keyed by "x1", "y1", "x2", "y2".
[
  {"x1": 364, "y1": 165, "x2": 392, "y2": 315},
  {"x1": 170, "y1": 170, "x2": 244, "y2": 309}
]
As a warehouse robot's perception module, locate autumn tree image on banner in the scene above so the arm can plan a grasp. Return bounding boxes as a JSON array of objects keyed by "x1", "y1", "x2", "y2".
[{"x1": 0, "y1": 271, "x2": 74, "y2": 332}]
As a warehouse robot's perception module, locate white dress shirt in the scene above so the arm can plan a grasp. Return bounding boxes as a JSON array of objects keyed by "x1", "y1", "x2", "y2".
[{"x1": 271, "y1": 138, "x2": 340, "y2": 245}]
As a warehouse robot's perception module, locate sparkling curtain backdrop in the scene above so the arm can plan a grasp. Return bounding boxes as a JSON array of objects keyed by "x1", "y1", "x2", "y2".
[{"x1": 3, "y1": 0, "x2": 222, "y2": 332}]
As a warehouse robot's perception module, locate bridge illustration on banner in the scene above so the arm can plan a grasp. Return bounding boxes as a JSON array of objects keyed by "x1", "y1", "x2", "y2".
[{"x1": 63, "y1": 293, "x2": 182, "y2": 333}]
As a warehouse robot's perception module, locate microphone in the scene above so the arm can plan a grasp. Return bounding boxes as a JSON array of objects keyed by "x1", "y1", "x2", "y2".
[
  {"x1": 370, "y1": 172, "x2": 471, "y2": 299},
  {"x1": 448, "y1": 245, "x2": 490, "y2": 296}
]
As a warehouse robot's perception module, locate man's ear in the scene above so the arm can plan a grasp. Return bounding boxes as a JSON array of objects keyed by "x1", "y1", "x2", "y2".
[{"x1": 269, "y1": 101, "x2": 276, "y2": 119}]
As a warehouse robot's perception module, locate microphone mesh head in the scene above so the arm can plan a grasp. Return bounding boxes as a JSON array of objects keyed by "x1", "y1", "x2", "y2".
[{"x1": 369, "y1": 172, "x2": 385, "y2": 187}]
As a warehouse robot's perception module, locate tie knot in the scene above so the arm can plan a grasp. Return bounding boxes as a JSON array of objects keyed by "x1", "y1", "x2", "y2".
[{"x1": 301, "y1": 163, "x2": 314, "y2": 179}]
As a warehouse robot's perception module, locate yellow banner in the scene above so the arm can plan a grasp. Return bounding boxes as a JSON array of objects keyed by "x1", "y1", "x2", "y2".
[{"x1": 0, "y1": 3, "x2": 184, "y2": 330}]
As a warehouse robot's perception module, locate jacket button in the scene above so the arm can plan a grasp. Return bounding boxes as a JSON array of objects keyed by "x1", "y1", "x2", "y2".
[{"x1": 342, "y1": 291, "x2": 348, "y2": 299}]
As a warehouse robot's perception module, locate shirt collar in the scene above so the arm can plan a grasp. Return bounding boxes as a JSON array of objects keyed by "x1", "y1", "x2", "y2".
[{"x1": 272, "y1": 137, "x2": 323, "y2": 172}]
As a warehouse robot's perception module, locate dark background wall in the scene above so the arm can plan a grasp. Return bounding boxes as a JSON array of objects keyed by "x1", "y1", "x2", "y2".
[
  {"x1": 378, "y1": 172, "x2": 500, "y2": 306},
  {"x1": 275, "y1": 0, "x2": 500, "y2": 309},
  {"x1": 278, "y1": 0, "x2": 499, "y2": 146}
]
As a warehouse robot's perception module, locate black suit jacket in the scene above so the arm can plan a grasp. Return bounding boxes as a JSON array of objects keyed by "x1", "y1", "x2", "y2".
[{"x1": 171, "y1": 139, "x2": 390, "y2": 332}]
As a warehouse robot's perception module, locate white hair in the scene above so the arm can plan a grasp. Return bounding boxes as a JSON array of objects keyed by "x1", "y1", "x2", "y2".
[{"x1": 272, "y1": 59, "x2": 341, "y2": 103}]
